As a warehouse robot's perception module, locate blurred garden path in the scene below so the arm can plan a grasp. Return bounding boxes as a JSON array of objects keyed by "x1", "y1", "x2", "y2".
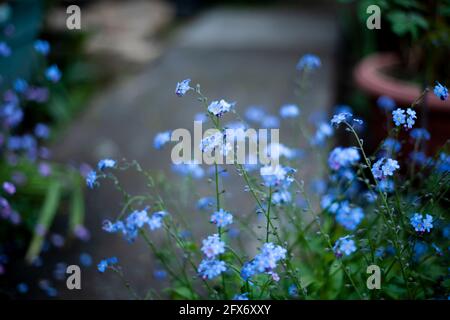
[{"x1": 52, "y1": 6, "x2": 339, "y2": 299}]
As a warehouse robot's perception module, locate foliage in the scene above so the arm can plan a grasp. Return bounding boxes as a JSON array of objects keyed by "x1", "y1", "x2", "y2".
[
  {"x1": 90, "y1": 56, "x2": 449, "y2": 300},
  {"x1": 0, "y1": 1, "x2": 86, "y2": 266}
]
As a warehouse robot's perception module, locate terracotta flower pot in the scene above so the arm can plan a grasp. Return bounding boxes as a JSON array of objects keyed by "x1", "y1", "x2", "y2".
[{"x1": 353, "y1": 52, "x2": 450, "y2": 155}]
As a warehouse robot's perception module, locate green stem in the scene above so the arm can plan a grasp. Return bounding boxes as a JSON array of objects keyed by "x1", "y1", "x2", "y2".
[
  {"x1": 344, "y1": 121, "x2": 413, "y2": 298},
  {"x1": 266, "y1": 187, "x2": 272, "y2": 242}
]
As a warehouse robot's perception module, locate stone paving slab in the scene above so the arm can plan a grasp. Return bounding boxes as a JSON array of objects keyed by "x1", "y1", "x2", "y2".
[{"x1": 51, "y1": 7, "x2": 338, "y2": 299}]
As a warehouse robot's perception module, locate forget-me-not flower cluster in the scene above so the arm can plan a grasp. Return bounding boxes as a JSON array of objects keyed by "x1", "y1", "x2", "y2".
[
  {"x1": 410, "y1": 213, "x2": 433, "y2": 233},
  {"x1": 433, "y1": 82, "x2": 448, "y2": 101},
  {"x1": 333, "y1": 236, "x2": 356, "y2": 257},
  {"x1": 371, "y1": 157, "x2": 400, "y2": 180}
]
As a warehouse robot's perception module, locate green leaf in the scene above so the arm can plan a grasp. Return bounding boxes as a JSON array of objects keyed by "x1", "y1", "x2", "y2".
[
  {"x1": 393, "y1": 0, "x2": 424, "y2": 9},
  {"x1": 387, "y1": 11, "x2": 429, "y2": 39},
  {"x1": 171, "y1": 286, "x2": 196, "y2": 299},
  {"x1": 69, "y1": 173, "x2": 85, "y2": 234},
  {"x1": 25, "y1": 180, "x2": 62, "y2": 263},
  {"x1": 326, "y1": 262, "x2": 344, "y2": 299},
  {"x1": 298, "y1": 267, "x2": 316, "y2": 289}
]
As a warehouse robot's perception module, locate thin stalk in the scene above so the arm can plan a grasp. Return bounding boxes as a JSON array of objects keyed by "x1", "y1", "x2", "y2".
[
  {"x1": 344, "y1": 121, "x2": 413, "y2": 298},
  {"x1": 266, "y1": 187, "x2": 273, "y2": 242}
]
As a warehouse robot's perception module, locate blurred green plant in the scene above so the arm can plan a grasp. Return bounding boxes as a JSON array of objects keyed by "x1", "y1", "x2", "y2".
[
  {"x1": 0, "y1": 1, "x2": 88, "y2": 263},
  {"x1": 341, "y1": 0, "x2": 450, "y2": 81}
]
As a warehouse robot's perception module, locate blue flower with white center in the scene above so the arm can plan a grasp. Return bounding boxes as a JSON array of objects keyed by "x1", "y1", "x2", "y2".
[
  {"x1": 410, "y1": 214, "x2": 423, "y2": 231},
  {"x1": 198, "y1": 259, "x2": 226, "y2": 280},
  {"x1": 392, "y1": 107, "x2": 416, "y2": 129},
  {"x1": 45, "y1": 65, "x2": 62, "y2": 83},
  {"x1": 240, "y1": 262, "x2": 256, "y2": 280},
  {"x1": 392, "y1": 108, "x2": 406, "y2": 127},
  {"x1": 97, "y1": 257, "x2": 118, "y2": 273},
  {"x1": 175, "y1": 79, "x2": 191, "y2": 97},
  {"x1": 148, "y1": 211, "x2": 167, "y2": 230},
  {"x1": 34, "y1": 40, "x2": 50, "y2": 55},
  {"x1": 296, "y1": 54, "x2": 321, "y2": 71},
  {"x1": 126, "y1": 209, "x2": 149, "y2": 229},
  {"x1": 372, "y1": 157, "x2": 399, "y2": 180},
  {"x1": 153, "y1": 131, "x2": 171, "y2": 149},
  {"x1": 172, "y1": 161, "x2": 204, "y2": 179},
  {"x1": 109, "y1": 209, "x2": 165, "y2": 242},
  {"x1": 97, "y1": 159, "x2": 116, "y2": 170},
  {"x1": 336, "y1": 203, "x2": 364, "y2": 231},
  {"x1": 333, "y1": 236, "x2": 356, "y2": 257},
  {"x1": 200, "y1": 131, "x2": 224, "y2": 153},
  {"x1": 272, "y1": 190, "x2": 292, "y2": 205},
  {"x1": 245, "y1": 105, "x2": 265, "y2": 122},
  {"x1": 377, "y1": 95, "x2": 396, "y2": 111},
  {"x1": 371, "y1": 159, "x2": 384, "y2": 180},
  {"x1": 102, "y1": 220, "x2": 125, "y2": 233},
  {"x1": 148, "y1": 215, "x2": 162, "y2": 230},
  {"x1": 330, "y1": 112, "x2": 352, "y2": 127},
  {"x1": 260, "y1": 165, "x2": 294, "y2": 188},
  {"x1": 233, "y1": 293, "x2": 249, "y2": 300},
  {"x1": 405, "y1": 108, "x2": 416, "y2": 129},
  {"x1": 280, "y1": 104, "x2": 300, "y2": 118},
  {"x1": 13, "y1": 78, "x2": 28, "y2": 93},
  {"x1": 208, "y1": 99, "x2": 234, "y2": 117},
  {"x1": 210, "y1": 208, "x2": 233, "y2": 228},
  {"x1": 433, "y1": 82, "x2": 448, "y2": 101},
  {"x1": 201, "y1": 234, "x2": 225, "y2": 258},
  {"x1": 328, "y1": 147, "x2": 360, "y2": 171},
  {"x1": 383, "y1": 158, "x2": 400, "y2": 176},
  {"x1": 410, "y1": 213, "x2": 433, "y2": 233},
  {"x1": 410, "y1": 128, "x2": 430, "y2": 141},
  {"x1": 251, "y1": 243, "x2": 287, "y2": 273},
  {"x1": 261, "y1": 115, "x2": 280, "y2": 128},
  {"x1": 0, "y1": 42, "x2": 11, "y2": 57},
  {"x1": 86, "y1": 170, "x2": 97, "y2": 189}
]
